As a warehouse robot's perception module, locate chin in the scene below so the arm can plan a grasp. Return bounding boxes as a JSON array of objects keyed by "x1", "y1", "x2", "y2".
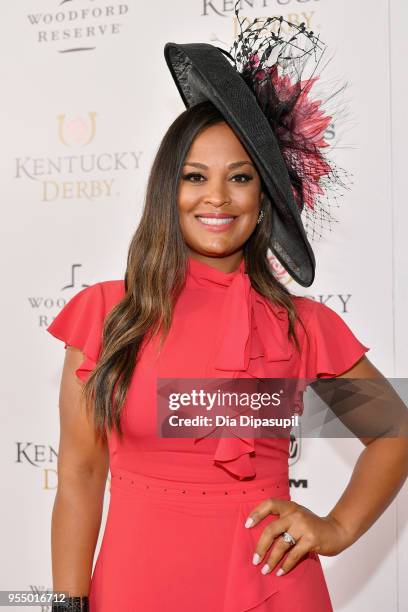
[{"x1": 195, "y1": 243, "x2": 234, "y2": 257}]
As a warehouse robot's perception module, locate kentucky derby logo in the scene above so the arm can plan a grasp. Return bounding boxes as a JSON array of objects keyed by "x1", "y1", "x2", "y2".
[
  {"x1": 15, "y1": 441, "x2": 58, "y2": 490},
  {"x1": 202, "y1": 0, "x2": 321, "y2": 23},
  {"x1": 14, "y1": 111, "x2": 142, "y2": 203},
  {"x1": 58, "y1": 112, "x2": 97, "y2": 147},
  {"x1": 232, "y1": 11, "x2": 320, "y2": 37}
]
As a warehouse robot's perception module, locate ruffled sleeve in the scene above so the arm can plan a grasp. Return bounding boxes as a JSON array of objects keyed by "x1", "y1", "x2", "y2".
[
  {"x1": 303, "y1": 299, "x2": 370, "y2": 379},
  {"x1": 46, "y1": 283, "x2": 106, "y2": 383}
]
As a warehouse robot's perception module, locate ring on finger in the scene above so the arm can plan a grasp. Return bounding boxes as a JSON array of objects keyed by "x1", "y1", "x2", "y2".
[{"x1": 281, "y1": 531, "x2": 296, "y2": 545}]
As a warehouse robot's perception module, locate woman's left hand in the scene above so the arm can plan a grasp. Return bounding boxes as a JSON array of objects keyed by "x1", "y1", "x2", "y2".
[{"x1": 244, "y1": 498, "x2": 351, "y2": 576}]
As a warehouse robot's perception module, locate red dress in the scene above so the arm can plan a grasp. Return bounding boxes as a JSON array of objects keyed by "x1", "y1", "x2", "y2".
[{"x1": 46, "y1": 256, "x2": 370, "y2": 612}]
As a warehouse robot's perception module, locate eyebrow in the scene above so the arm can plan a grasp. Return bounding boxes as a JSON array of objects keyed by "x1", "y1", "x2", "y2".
[{"x1": 182, "y1": 161, "x2": 255, "y2": 170}]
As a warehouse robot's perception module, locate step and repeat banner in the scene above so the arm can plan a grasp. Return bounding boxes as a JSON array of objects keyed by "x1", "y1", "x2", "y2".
[{"x1": 0, "y1": 1, "x2": 407, "y2": 610}]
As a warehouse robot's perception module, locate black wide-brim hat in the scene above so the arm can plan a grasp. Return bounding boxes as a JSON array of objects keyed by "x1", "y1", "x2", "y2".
[{"x1": 164, "y1": 42, "x2": 316, "y2": 287}]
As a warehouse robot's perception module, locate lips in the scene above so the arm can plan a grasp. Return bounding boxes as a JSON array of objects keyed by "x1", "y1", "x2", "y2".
[
  {"x1": 198, "y1": 217, "x2": 234, "y2": 225},
  {"x1": 195, "y1": 213, "x2": 236, "y2": 218},
  {"x1": 194, "y1": 213, "x2": 237, "y2": 232},
  {"x1": 195, "y1": 213, "x2": 237, "y2": 227}
]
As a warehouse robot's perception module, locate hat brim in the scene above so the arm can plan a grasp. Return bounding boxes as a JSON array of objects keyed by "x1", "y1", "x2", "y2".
[{"x1": 164, "y1": 42, "x2": 316, "y2": 287}]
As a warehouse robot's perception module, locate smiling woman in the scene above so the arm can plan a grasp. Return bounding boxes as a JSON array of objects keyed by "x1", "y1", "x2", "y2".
[
  {"x1": 177, "y1": 122, "x2": 264, "y2": 271},
  {"x1": 45, "y1": 6, "x2": 408, "y2": 612}
]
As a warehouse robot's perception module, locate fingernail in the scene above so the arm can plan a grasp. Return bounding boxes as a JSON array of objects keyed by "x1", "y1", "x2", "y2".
[
  {"x1": 252, "y1": 553, "x2": 261, "y2": 565},
  {"x1": 261, "y1": 564, "x2": 270, "y2": 575},
  {"x1": 244, "y1": 517, "x2": 254, "y2": 528},
  {"x1": 276, "y1": 568, "x2": 285, "y2": 576}
]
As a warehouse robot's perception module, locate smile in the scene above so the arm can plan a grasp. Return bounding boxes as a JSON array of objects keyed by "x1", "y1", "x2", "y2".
[
  {"x1": 195, "y1": 215, "x2": 237, "y2": 233},
  {"x1": 197, "y1": 216, "x2": 235, "y2": 226}
]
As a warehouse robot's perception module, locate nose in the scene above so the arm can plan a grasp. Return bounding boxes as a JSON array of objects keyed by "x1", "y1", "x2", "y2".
[{"x1": 203, "y1": 178, "x2": 231, "y2": 207}]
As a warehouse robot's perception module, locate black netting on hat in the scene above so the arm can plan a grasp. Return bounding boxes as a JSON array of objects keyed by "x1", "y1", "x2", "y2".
[{"x1": 220, "y1": 1, "x2": 352, "y2": 243}]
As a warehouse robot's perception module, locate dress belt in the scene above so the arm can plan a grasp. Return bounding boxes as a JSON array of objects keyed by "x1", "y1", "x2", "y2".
[{"x1": 109, "y1": 466, "x2": 290, "y2": 504}]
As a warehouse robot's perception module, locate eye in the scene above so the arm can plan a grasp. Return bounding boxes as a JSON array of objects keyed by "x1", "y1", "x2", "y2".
[
  {"x1": 181, "y1": 173, "x2": 205, "y2": 182},
  {"x1": 181, "y1": 173, "x2": 253, "y2": 183},
  {"x1": 232, "y1": 173, "x2": 253, "y2": 183}
]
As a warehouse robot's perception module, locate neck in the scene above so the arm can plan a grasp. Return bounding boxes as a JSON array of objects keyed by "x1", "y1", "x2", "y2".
[{"x1": 187, "y1": 250, "x2": 244, "y2": 273}]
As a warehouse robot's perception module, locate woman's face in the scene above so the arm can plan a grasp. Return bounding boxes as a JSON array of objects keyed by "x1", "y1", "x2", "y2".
[{"x1": 177, "y1": 121, "x2": 263, "y2": 269}]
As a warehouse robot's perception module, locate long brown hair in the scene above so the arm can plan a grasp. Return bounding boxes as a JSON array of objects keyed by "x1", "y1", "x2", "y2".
[{"x1": 82, "y1": 100, "x2": 307, "y2": 440}]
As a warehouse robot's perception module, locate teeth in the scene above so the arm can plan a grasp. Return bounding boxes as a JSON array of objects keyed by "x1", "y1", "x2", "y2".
[{"x1": 197, "y1": 217, "x2": 234, "y2": 225}]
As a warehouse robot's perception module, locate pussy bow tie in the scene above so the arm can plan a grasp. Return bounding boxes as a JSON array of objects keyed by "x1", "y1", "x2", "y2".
[{"x1": 189, "y1": 259, "x2": 294, "y2": 480}]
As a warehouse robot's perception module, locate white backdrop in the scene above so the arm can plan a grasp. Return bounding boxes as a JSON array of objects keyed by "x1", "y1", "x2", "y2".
[{"x1": 0, "y1": 1, "x2": 407, "y2": 610}]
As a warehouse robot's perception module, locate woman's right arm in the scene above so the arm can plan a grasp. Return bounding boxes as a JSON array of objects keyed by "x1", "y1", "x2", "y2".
[{"x1": 52, "y1": 346, "x2": 109, "y2": 597}]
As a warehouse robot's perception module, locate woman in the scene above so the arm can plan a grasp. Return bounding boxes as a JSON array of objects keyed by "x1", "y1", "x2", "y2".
[
  {"x1": 47, "y1": 99, "x2": 408, "y2": 612},
  {"x1": 47, "y1": 7, "x2": 408, "y2": 610}
]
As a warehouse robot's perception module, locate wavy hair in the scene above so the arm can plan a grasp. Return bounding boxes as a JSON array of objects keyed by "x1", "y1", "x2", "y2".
[{"x1": 82, "y1": 100, "x2": 308, "y2": 440}]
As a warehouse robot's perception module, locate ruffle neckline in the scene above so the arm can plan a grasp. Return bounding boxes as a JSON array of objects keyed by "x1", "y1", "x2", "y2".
[
  {"x1": 186, "y1": 255, "x2": 246, "y2": 285},
  {"x1": 185, "y1": 255, "x2": 294, "y2": 481}
]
